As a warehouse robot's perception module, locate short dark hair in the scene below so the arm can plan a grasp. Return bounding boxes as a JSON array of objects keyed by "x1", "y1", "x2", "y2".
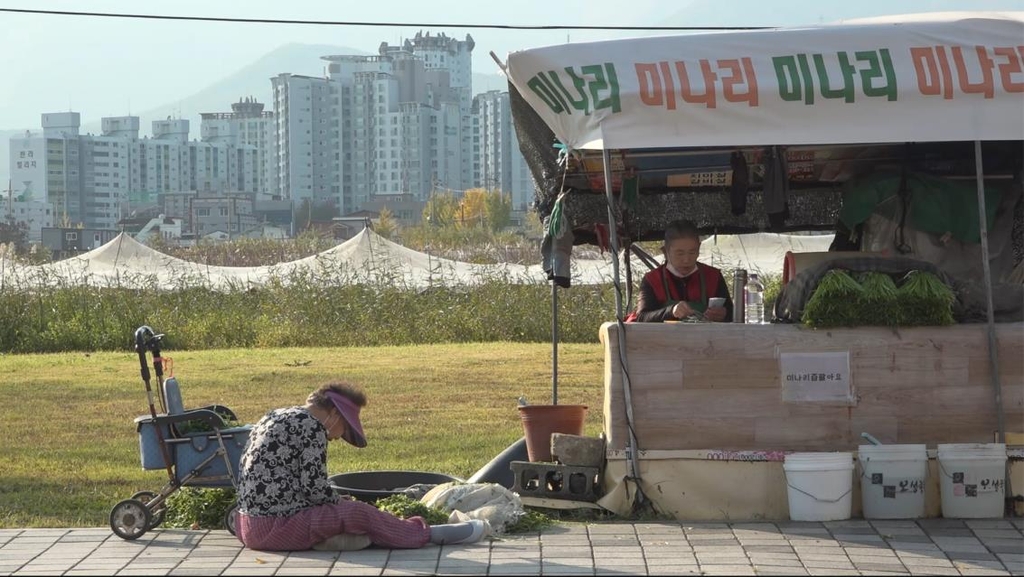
[
  {"x1": 307, "y1": 382, "x2": 367, "y2": 411},
  {"x1": 664, "y1": 220, "x2": 700, "y2": 245}
]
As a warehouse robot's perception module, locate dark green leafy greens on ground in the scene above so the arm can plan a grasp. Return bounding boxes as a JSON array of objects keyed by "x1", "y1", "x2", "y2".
[
  {"x1": 373, "y1": 494, "x2": 450, "y2": 526},
  {"x1": 372, "y1": 493, "x2": 555, "y2": 533},
  {"x1": 164, "y1": 488, "x2": 236, "y2": 529},
  {"x1": 505, "y1": 509, "x2": 555, "y2": 533}
]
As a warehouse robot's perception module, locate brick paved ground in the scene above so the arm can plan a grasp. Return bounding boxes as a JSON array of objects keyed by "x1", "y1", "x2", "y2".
[{"x1": 1, "y1": 518, "x2": 1021, "y2": 576}]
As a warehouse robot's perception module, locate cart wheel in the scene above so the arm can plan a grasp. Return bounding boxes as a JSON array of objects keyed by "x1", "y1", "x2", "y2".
[
  {"x1": 224, "y1": 504, "x2": 239, "y2": 536},
  {"x1": 110, "y1": 499, "x2": 153, "y2": 541},
  {"x1": 130, "y1": 491, "x2": 166, "y2": 529}
]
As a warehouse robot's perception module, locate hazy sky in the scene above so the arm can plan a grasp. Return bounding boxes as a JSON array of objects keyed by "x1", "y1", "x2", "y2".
[{"x1": 0, "y1": 0, "x2": 1020, "y2": 130}]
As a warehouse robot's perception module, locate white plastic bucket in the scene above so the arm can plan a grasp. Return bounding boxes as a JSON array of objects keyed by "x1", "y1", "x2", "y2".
[
  {"x1": 937, "y1": 443, "x2": 1007, "y2": 518},
  {"x1": 783, "y1": 452, "x2": 854, "y2": 521},
  {"x1": 858, "y1": 444, "x2": 928, "y2": 519}
]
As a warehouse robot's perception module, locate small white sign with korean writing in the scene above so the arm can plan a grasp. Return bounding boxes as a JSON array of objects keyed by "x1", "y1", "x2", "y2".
[{"x1": 779, "y1": 351, "x2": 854, "y2": 404}]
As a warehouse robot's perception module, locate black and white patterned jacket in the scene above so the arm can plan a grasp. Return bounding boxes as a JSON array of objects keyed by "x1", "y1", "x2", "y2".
[{"x1": 237, "y1": 406, "x2": 339, "y2": 516}]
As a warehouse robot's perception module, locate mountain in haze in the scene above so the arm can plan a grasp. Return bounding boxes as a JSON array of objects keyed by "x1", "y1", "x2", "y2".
[
  {"x1": 87, "y1": 42, "x2": 506, "y2": 136},
  {"x1": 82, "y1": 43, "x2": 370, "y2": 135},
  {"x1": 2, "y1": 43, "x2": 508, "y2": 185}
]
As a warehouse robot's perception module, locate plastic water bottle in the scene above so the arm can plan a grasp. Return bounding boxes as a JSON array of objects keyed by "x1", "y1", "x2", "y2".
[{"x1": 745, "y1": 273, "x2": 765, "y2": 324}]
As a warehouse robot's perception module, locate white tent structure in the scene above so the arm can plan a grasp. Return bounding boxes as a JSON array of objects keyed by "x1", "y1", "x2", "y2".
[
  {"x1": 1, "y1": 230, "x2": 508, "y2": 290},
  {"x1": 0, "y1": 228, "x2": 831, "y2": 291}
]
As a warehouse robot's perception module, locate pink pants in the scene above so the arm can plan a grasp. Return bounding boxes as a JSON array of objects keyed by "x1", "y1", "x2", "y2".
[{"x1": 237, "y1": 500, "x2": 431, "y2": 551}]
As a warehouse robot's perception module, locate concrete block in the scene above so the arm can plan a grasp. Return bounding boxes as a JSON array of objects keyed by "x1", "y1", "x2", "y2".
[
  {"x1": 551, "y1": 434, "x2": 605, "y2": 468},
  {"x1": 510, "y1": 461, "x2": 600, "y2": 501}
]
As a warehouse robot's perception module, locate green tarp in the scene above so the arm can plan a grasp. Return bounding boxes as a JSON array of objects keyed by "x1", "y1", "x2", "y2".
[{"x1": 839, "y1": 171, "x2": 1002, "y2": 244}]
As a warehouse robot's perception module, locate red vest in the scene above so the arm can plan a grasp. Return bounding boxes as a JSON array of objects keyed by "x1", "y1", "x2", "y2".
[
  {"x1": 643, "y1": 263, "x2": 721, "y2": 304},
  {"x1": 624, "y1": 264, "x2": 722, "y2": 322}
]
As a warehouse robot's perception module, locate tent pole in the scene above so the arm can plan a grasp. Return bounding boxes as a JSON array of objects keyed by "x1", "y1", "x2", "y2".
[
  {"x1": 552, "y1": 280, "x2": 559, "y2": 405},
  {"x1": 603, "y1": 147, "x2": 645, "y2": 509},
  {"x1": 973, "y1": 140, "x2": 1011, "y2": 513},
  {"x1": 603, "y1": 149, "x2": 623, "y2": 319},
  {"x1": 974, "y1": 140, "x2": 1005, "y2": 444}
]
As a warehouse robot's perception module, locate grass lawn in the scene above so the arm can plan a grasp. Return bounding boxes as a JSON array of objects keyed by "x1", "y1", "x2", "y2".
[{"x1": 0, "y1": 342, "x2": 605, "y2": 528}]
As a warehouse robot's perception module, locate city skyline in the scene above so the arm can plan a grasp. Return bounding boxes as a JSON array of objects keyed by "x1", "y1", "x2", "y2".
[
  {"x1": 5, "y1": 31, "x2": 535, "y2": 241},
  {"x1": 4, "y1": 0, "x2": 1018, "y2": 238}
]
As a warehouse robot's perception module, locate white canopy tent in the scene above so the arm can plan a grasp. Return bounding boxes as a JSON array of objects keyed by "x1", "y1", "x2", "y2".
[
  {"x1": 0, "y1": 228, "x2": 830, "y2": 290},
  {"x1": 503, "y1": 11, "x2": 1023, "y2": 513}
]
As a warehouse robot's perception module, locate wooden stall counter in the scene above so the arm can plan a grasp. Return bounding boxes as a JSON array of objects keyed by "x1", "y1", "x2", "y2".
[{"x1": 596, "y1": 321, "x2": 1024, "y2": 520}]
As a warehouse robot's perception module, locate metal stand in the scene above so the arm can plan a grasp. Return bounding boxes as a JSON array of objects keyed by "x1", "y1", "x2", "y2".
[{"x1": 551, "y1": 281, "x2": 559, "y2": 405}]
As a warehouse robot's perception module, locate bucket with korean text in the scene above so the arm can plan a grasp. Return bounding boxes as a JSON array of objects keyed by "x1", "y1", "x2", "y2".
[
  {"x1": 858, "y1": 444, "x2": 928, "y2": 519},
  {"x1": 937, "y1": 443, "x2": 1006, "y2": 518}
]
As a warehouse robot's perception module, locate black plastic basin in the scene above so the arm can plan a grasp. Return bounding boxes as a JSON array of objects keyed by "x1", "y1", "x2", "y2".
[{"x1": 328, "y1": 470, "x2": 460, "y2": 503}]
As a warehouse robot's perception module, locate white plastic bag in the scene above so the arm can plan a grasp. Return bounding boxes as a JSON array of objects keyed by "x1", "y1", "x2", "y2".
[{"x1": 421, "y1": 482, "x2": 525, "y2": 534}]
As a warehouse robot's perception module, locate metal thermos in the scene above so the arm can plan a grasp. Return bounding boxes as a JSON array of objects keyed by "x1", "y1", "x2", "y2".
[{"x1": 732, "y1": 269, "x2": 747, "y2": 323}]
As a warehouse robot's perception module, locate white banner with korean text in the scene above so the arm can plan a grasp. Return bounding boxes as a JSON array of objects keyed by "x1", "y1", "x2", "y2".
[{"x1": 504, "y1": 12, "x2": 1024, "y2": 150}]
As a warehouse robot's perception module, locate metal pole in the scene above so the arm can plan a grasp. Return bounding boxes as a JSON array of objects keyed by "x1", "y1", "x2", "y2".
[
  {"x1": 603, "y1": 149, "x2": 623, "y2": 319},
  {"x1": 603, "y1": 148, "x2": 645, "y2": 509},
  {"x1": 624, "y1": 243, "x2": 634, "y2": 308},
  {"x1": 974, "y1": 140, "x2": 1005, "y2": 445},
  {"x1": 973, "y1": 141, "x2": 1011, "y2": 513},
  {"x1": 552, "y1": 281, "x2": 558, "y2": 405}
]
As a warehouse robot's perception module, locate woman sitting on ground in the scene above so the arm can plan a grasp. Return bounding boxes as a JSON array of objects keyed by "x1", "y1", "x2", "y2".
[{"x1": 235, "y1": 381, "x2": 488, "y2": 551}]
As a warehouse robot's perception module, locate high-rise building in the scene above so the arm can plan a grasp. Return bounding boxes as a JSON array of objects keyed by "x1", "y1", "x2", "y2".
[
  {"x1": 200, "y1": 97, "x2": 276, "y2": 196},
  {"x1": 8, "y1": 112, "x2": 258, "y2": 238},
  {"x1": 471, "y1": 91, "x2": 536, "y2": 211},
  {"x1": 271, "y1": 73, "x2": 341, "y2": 208},
  {"x1": 380, "y1": 32, "x2": 475, "y2": 192},
  {"x1": 272, "y1": 33, "x2": 475, "y2": 216},
  {"x1": 6, "y1": 127, "x2": 51, "y2": 241},
  {"x1": 130, "y1": 119, "x2": 258, "y2": 213}
]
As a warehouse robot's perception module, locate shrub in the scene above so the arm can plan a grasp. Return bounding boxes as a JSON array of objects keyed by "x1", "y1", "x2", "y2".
[{"x1": 0, "y1": 268, "x2": 620, "y2": 352}]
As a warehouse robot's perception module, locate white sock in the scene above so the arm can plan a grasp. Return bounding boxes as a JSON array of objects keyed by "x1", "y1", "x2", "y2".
[{"x1": 429, "y1": 519, "x2": 487, "y2": 545}]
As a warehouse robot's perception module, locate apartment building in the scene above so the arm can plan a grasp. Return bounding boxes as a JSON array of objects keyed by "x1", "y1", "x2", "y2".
[
  {"x1": 200, "y1": 97, "x2": 276, "y2": 196},
  {"x1": 8, "y1": 113, "x2": 258, "y2": 238},
  {"x1": 471, "y1": 90, "x2": 536, "y2": 211}
]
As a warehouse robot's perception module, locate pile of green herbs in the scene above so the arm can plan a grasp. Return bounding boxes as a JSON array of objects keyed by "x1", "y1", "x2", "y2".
[
  {"x1": 174, "y1": 407, "x2": 241, "y2": 435},
  {"x1": 896, "y1": 270, "x2": 956, "y2": 326},
  {"x1": 856, "y1": 272, "x2": 901, "y2": 327},
  {"x1": 803, "y1": 269, "x2": 955, "y2": 328},
  {"x1": 373, "y1": 494, "x2": 554, "y2": 533},
  {"x1": 802, "y1": 270, "x2": 864, "y2": 327},
  {"x1": 164, "y1": 490, "x2": 555, "y2": 534}
]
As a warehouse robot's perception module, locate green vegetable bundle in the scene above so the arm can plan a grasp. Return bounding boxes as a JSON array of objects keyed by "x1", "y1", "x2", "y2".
[
  {"x1": 175, "y1": 406, "x2": 239, "y2": 435},
  {"x1": 857, "y1": 272, "x2": 901, "y2": 327},
  {"x1": 802, "y1": 269, "x2": 864, "y2": 327},
  {"x1": 373, "y1": 492, "x2": 554, "y2": 533},
  {"x1": 164, "y1": 487, "x2": 236, "y2": 529},
  {"x1": 896, "y1": 270, "x2": 955, "y2": 326},
  {"x1": 374, "y1": 494, "x2": 450, "y2": 525}
]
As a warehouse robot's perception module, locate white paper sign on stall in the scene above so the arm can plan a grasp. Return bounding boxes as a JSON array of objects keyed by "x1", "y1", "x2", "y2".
[{"x1": 779, "y1": 351, "x2": 854, "y2": 404}]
